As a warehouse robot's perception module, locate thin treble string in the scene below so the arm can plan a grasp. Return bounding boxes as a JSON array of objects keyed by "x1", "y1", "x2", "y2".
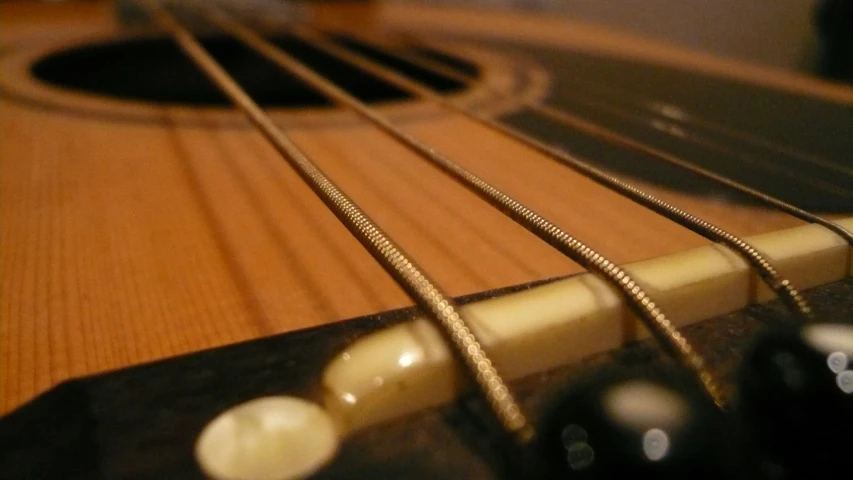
[
  {"x1": 284, "y1": 28, "x2": 814, "y2": 321},
  {"x1": 385, "y1": 35, "x2": 853, "y2": 249},
  {"x1": 187, "y1": 3, "x2": 727, "y2": 407},
  {"x1": 135, "y1": 0, "x2": 534, "y2": 442},
  {"x1": 555, "y1": 78, "x2": 853, "y2": 180},
  {"x1": 342, "y1": 34, "x2": 853, "y2": 199},
  {"x1": 535, "y1": 94, "x2": 853, "y2": 199}
]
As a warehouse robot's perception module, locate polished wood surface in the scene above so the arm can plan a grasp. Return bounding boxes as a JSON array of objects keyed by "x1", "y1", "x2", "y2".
[{"x1": 1, "y1": 1, "x2": 850, "y2": 413}]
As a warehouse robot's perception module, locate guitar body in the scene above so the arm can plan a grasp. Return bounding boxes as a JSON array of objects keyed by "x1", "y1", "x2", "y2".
[{"x1": 1, "y1": 1, "x2": 852, "y2": 478}]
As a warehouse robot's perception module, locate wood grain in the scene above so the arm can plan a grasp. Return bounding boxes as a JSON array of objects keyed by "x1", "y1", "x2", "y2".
[{"x1": 0, "y1": 1, "x2": 849, "y2": 413}]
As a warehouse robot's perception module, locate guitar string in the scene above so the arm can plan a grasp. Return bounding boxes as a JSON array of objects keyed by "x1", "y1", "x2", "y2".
[
  {"x1": 532, "y1": 93, "x2": 853, "y2": 199},
  {"x1": 401, "y1": 36, "x2": 853, "y2": 184},
  {"x1": 188, "y1": 3, "x2": 727, "y2": 407},
  {"x1": 283, "y1": 26, "x2": 815, "y2": 322},
  {"x1": 380, "y1": 35, "x2": 853, "y2": 249},
  {"x1": 340, "y1": 35, "x2": 852, "y2": 200},
  {"x1": 136, "y1": 0, "x2": 534, "y2": 442},
  {"x1": 544, "y1": 77, "x2": 853, "y2": 180}
]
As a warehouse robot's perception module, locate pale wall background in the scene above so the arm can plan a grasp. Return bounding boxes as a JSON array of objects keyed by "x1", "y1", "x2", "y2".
[{"x1": 440, "y1": 0, "x2": 824, "y2": 73}]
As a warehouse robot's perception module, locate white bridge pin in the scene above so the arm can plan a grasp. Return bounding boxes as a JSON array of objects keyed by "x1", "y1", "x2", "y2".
[{"x1": 195, "y1": 396, "x2": 339, "y2": 480}]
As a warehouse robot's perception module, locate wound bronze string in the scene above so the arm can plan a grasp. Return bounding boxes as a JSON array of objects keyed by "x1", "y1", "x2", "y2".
[
  {"x1": 392, "y1": 36, "x2": 853, "y2": 250},
  {"x1": 283, "y1": 28, "x2": 813, "y2": 321},
  {"x1": 189, "y1": 3, "x2": 727, "y2": 407},
  {"x1": 136, "y1": 0, "x2": 533, "y2": 441}
]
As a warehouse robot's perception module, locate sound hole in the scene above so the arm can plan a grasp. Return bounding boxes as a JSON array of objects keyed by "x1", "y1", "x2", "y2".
[{"x1": 30, "y1": 34, "x2": 475, "y2": 108}]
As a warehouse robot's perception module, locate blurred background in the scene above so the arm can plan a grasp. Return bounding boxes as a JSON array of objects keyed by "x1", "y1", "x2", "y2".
[{"x1": 415, "y1": 0, "x2": 853, "y2": 82}]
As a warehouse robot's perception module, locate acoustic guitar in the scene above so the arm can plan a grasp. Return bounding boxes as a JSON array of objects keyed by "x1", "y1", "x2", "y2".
[{"x1": 1, "y1": 0, "x2": 852, "y2": 478}]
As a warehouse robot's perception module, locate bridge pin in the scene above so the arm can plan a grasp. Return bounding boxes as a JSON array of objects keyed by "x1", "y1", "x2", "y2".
[
  {"x1": 195, "y1": 396, "x2": 339, "y2": 480},
  {"x1": 537, "y1": 368, "x2": 732, "y2": 479},
  {"x1": 737, "y1": 322, "x2": 853, "y2": 478}
]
